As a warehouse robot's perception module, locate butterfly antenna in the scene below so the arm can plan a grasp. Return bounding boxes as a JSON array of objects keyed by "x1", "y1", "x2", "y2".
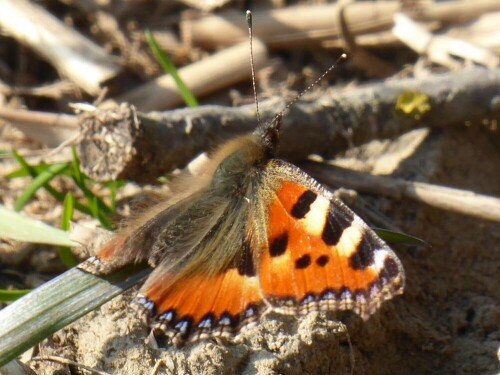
[
  {"x1": 246, "y1": 10, "x2": 262, "y2": 128},
  {"x1": 269, "y1": 53, "x2": 347, "y2": 127}
]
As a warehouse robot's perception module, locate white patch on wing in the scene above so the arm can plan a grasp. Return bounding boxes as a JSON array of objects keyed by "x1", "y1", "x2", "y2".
[
  {"x1": 337, "y1": 217, "x2": 364, "y2": 257},
  {"x1": 373, "y1": 247, "x2": 390, "y2": 271},
  {"x1": 300, "y1": 195, "x2": 329, "y2": 236}
]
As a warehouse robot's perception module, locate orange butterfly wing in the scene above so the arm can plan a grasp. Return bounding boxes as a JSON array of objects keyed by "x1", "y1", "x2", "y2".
[
  {"x1": 258, "y1": 160, "x2": 405, "y2": 319},
  {"x1": 138, "y1": 246, "x2": 265, "y2": 344}
]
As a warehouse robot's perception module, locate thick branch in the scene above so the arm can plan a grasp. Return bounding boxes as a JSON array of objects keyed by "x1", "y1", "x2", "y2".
[{"x1": 78, "y1": 67, "x2": 500, "y2": 182}]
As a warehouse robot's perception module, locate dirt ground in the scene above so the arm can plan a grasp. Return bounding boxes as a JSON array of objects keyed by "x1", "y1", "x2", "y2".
[{"x1": 27, "y1": 124, "x2": 500, "y2": 375}]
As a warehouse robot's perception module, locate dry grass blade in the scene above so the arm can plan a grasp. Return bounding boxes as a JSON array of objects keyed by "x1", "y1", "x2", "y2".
[{"x1": 393, "y1": 13, "x2": 499, "y2": 68}]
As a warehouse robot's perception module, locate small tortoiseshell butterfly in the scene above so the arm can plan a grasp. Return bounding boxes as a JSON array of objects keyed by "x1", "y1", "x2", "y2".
[
  {"x1": 79, "y1": 16, "x2": 405, "y2": 345},
  {"x1": 79, "y1": 109, "x2": 405, "y2": 345}
]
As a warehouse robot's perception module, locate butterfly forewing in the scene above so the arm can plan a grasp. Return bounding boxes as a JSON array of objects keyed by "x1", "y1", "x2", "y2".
[{"x1": 257, "y1": 159, "x2": 405, "y2": 319}]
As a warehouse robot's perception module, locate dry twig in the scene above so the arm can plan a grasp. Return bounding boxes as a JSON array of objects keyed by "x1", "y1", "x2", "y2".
[
  {"x1": 181, "y1": 0, "x2": 500, "y2": 50},
  {"x1": 304, "y1": 162, "x2": 500, "y2": 222},
  {"x1": 78, "y1": 67, "x2": 499, "y2": 182},
  {"x1": 110, "y1": 39, "x2": 269, "y2": 111},
  {"x1": 0, "y1": 108, "x2": 79, "y2": 147},
  {"x1": 0, "y1": 0, "x2": 122, "y2": 95},
  {"x1": 393, "y1": 13, "x2": 499, "y2": 68}
]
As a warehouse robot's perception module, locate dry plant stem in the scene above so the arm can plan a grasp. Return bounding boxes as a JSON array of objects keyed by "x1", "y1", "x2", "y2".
[
  {"x1": 181, "y1": 0, "x2": 500, "y2": 50},
  {"x1": 0, "y1": 80, "x2": 77, "y2": 99},
  {"x1": 70, "y1": 0, "x2": 158, "y2": 78},
  {"x1": 79, "y1": 67, "x2": 500, "y2": 182},
  {"x1": 182, "y1": 2, "x2": 398, "y2": 49},
  {"x1": 110, "y1": 39, "x2": 268, "y2": 112},
  {"x1": 0, "y1": 0, "x2": 122, "y2": 95},
  {"x1": 304, "y1": 162, "x2": 500, "y2": 222},
  {"x1": 444, "y1": 11, "x2": 500, "y2": 54},
  {"x1": 393, "y1": 13, "x2": 499, "y2": 68},
  {"x1": 0, "y1": 108, "x2": 80, "y2": 147},
  {"x1": 336, "y1": 0, "x2": 396, "y2": 78}
]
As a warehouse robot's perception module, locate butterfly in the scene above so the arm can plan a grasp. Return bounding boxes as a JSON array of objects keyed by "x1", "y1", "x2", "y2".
[{"x1": 78, "y1": 103, "x2": 405, "y2": 345}]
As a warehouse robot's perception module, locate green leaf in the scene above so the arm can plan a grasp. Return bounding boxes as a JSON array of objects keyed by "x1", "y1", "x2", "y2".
[
  {"x1": 0, "y1": 205, "x2": 77, "y2": 247},
  {"x1": 0, "y1": 289, "x2": 30, "y2": 302},
  {"x1": 145, "y1": 29, "x2": 199, "y2": 107},
  {"x1": 14, "y1": 163, "x2": 69, "y2": 211}
]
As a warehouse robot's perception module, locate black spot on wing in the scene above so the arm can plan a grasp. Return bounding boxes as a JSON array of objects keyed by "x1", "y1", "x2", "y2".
[
  {"x1": 316, "y1": 255, "x2": 329, "y2": 267},
  {"x1": 322, "y1": 204, "x2": 354, "y2": 246},
  {"x1": 381, "y1": 257, "x2": 401, "y2": 279},
  {"x1": 270, "y1": 232, "x2": 288, "y2": 257},
  {"x1": 291, "y1": 190, "x2": 317, "y2": 219},
  {"x1": 349, "y1": 236, "x2": 375, "y2": 270},
  {"x1": 295, "y1": 254, "x2": 311, "y2": 269},
  {"x1": 237, "y1": 241, "x2": 256, "y2": 277}
]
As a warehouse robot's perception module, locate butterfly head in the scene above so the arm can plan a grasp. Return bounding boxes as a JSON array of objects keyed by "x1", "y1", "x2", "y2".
[{"x1": 257, "y1": 113, "x2": 282, "y2": 159}]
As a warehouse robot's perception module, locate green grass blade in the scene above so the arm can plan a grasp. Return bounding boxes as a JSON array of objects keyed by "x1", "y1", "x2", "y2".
[
  {"x1": 7, "y1": 163, "x2": 72, "y2": 179},
  {"x1": 0, "y1": 266, "x2": 150, "y2": 366},
  {"x1": 61, "y1": 193, "x2": 74, "y2": 231},
  {"x1": 0, "y1": 289, "x2": 30, "y2": 302},
  {"x1": 85, "y1": 196, "x2": 112, "y2": 230},
  {"x1": 375, "y1": 228, "x2": 427, "y2": 246},
  {"x1": 97, "y1": 210, "x2": 113, "y2": 230},
  {"x1": 71, "y1": 147, "x2": 113, "y2": 216},
  {"x1": 59, "y1": 194, "x2": 78, "y2": 267},
  {"x1": 11, "y1": 150, "x2": 100, "y2": 217},
  {"x1": 11, "y1": 150, "x2": 31, "y2": 174},
  {"x1": 71, "y1": 147, "x2": 84, "y2": 184},
  {"x1": 145, "y1": 29, "x2": 199, "y2": 107},
  {"x1": 0, "y1": 205, "x2": 76, "y2": 247},
  {"x1": 10, "y1": 150, "x2": 114, "y2": 224},
  {"x1": 14, "y1": 163, "x2": 69, "y2": 211},
  {"x1": 106, "y1": 180, "x2": 125, "y2": 212},
  {"x1": 72, "y1": 175, "x2": 113, "y2": 214}
]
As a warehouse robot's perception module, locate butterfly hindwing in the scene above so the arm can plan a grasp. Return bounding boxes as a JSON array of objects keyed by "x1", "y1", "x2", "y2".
[
  {"x1": 257, "y1": 159, "x2": 405, "y2": 319},
  {"x1": 138, "y1": 265, "x2": 264, "y2": 344}
]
